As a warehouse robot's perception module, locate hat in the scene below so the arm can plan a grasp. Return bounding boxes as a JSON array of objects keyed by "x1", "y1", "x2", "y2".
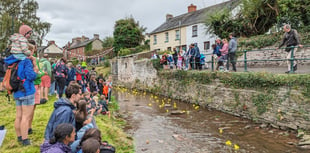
[{"x1": 19, "y1": 25, "x2": 32, "y2": 36}]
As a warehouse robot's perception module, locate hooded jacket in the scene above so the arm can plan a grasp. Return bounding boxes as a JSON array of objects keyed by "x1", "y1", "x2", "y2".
[
  {"x1": 9, "y1": 33, "x2": 31, "y2": 56},
  {"x1": 229, "y1": 37, "x2": 237, "y2": 53},
  {"x1": 40, "y1": 141, "x2": 72, "y2": 153},
  {"x1": 40, "y1": 57, "x2": 52, "y2": 77},
  {"x1": 44, "y1": 98, "x2": 76, "y2": 140},
  {"x1": 4, "y1": 55, "x2": 36, "y2": 98}
]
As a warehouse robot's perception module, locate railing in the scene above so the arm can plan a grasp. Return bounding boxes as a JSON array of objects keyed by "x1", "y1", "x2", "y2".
[{"x1": 207, "y1": 45, "x2": 310, "y2": 73}]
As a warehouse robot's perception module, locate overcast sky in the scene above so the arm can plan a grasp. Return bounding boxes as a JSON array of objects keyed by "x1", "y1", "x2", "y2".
[{"x1": 36, "y1": 0, "x2": 229, "y2": 47}]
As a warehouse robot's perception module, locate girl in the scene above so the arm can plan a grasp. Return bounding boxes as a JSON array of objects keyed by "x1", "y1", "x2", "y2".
[
  {"x1": 177, "y1": 50, "x2": 183, "y2": 70},
  {"x1": 40, "y1": 123, "x2": 76, "y2": 153}
]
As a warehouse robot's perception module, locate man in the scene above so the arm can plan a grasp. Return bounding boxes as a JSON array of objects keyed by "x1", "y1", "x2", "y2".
[
  {"x1": 44, "y1": 83, "x2": 81, "y2": 140},
  {"x1": 194, "y1": 43, "x2": 201, "y2": 70},
  {"x1": 277, "y1": 24, "x2": 303, "y2": 73},
  {"x1": 0, "y1": 55, "x2": 5, "y2": 92},
  {"x1": 40, "y1": 54, "x2": 52, "y2": 102},
  {"x1": 227, "y1": 33, "x2": 237, "y2": 72},
  {"x1": 187, "y1": 44, "x2": 196, "y2": 70}
]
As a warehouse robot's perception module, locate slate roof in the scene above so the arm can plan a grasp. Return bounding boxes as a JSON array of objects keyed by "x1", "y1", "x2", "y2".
[
  {"x1": 68, "y1": 38, "x2": 103, "y2": 50},
  {"x1": 150, "y1": 0, "x2": 239, "y2": 35}
]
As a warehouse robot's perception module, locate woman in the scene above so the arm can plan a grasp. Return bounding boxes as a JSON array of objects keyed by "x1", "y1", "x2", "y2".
[
  {"x1": 54, "y1": 57, "x2": 68, "y2": 98},
  {"x1": 4, "y1": 39, "x2": 37, "y2": 146},
  {"x1": 218, "y1": 39, "x2": 229, "y2": 71},
  {"x1": 41, "y1": 123, "x2": 76, "y2": 153}
]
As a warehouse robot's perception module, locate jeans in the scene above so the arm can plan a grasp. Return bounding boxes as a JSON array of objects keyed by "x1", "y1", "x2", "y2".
[
  {"x1": 56, "y1": 77, "x2": 66, "y2": 98},
  {"x1": 227, "y1": 52, "x2": 236, "y2": 71},
  {"x1": 49, "y1": 81, "x2": 55, "y2": 95}
]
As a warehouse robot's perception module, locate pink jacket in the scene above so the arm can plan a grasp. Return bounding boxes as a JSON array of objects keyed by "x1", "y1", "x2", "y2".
[{"x1": 220, "y1": 43, "x2": 229, "y2": 56}]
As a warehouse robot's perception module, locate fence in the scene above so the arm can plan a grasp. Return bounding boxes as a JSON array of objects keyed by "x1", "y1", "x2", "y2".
[{"x1": 208, "y1": 45, "x2": 310, "y2": 73}]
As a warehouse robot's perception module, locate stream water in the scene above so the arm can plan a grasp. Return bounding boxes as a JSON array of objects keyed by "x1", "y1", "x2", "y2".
[{"x1": 115, "y1": 87, "x2": 307, "y2": 153}]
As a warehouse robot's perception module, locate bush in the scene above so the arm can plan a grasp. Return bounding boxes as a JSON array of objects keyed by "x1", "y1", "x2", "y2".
[{"x1": 104, "y1": 60, "x2": 110, "y2": 67}]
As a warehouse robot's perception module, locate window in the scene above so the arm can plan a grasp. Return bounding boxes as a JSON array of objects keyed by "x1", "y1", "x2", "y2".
[
  {"x1": 167, "y1": 47, "x2": 171, "y2": 51},
  {"x1": 175, "y1": 30, "x2": 180, "y2": 40},
  {"x1": 165, "y1": 32, "x2": 169, "y2": 43},
  {"x1": 204, "y1": 41, "x2": 210, "y2": 50},
  {"x1": 182, "y1": 45, "x2": 187, "y2": 52},
  {"x1": 192, "y1": 25, "x2": 198, "y2": 37},
  {"x1": 153, "y1": 35, "x2": 157, "y2": 45}
]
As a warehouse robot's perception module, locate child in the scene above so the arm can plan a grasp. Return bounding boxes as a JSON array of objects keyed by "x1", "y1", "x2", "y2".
[
  {"x1": 10, "y1": 25, "x2": 38, "y2": 71},
  {"x1": 98, "y1": 95, "x2": 110, "y2": 117},
  {"x1": 89, "y1": 74, "x2": 98, "y2": 93},
  {"x1": 177, "y1": 51, "x2": 183, "y2": 70},
  {"x1": 102, "y1": 82, "x2": 109, "y2": 102}
]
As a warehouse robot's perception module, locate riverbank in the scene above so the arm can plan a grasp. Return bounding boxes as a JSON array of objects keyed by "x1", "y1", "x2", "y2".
[{"x1": 0, "y1": 92, "x2": 134, "y2": 153}]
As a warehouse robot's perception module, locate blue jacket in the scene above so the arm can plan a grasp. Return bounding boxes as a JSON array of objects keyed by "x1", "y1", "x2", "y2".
[
  {"x1": 44, "y1": 98, "x2": 76, "y2": 140},
  {"x1": 4, "y1": 55, "x2": 36, "y2": 98},
  {"x1": 70, "y1": 123, "x2": 94, "y2": 153},
  {"x1": 67, "y1": 68, "x2": 76, "y2": 85}
]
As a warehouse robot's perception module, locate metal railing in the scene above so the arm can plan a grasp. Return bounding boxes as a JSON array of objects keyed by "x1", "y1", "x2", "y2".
[{"x1": 207, "y1": 45, "x2": 310, "y2": 73}]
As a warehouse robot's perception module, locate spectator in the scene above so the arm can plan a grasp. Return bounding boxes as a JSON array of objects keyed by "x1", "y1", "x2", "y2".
[
  {"x1": 40, "y1": 54, "x2": 52, "y2": 102},
  {"x1": 82, "y1": 138, "x2": 100, "y2": 153},
  {"x1": 54, "y1": 57, "x2": 68, "y2": 98},
  {"x1": 66, "y1": 62, "x2": 76, "y2": 87},
  {"x1": 44, "y1": 83, "x2": 82, "y2": 140},
  {"x1": 227, "y1": 33, "x2": 238, "y2": 72},
  {"x1": 41, "y1": 123, "x2": 76, "y2": 153},
  {"x1": 194, "y1": 43, "x2": 201, "y2": 70},
  {"x1": 277, "y1": 24, "x2": 303, "y2": 73},
  {"x1": 172, "y1": 48, "x2": 178, "y2": 67},
  {"x1": 4, "y1": 47, "x2": 37, "y2": 145},
  {"x1": 218, "y1": 39, "x2": 229, "y2": 71},
  {"x1": 107, "y1": 75, "x2": 113, "y2": 102},
  {"x1": 0, "y1": 55, "x2": 5, "y2": 92}
]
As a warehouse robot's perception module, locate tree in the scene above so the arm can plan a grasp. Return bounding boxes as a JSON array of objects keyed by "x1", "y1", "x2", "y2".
[
  {"x1": 102, "y1": 36, "x2": 114, "y2": 49},
  {"x1": 0, "y1": 0, "x2": 51, "y2": 51},
  {"x1": 205, "y1": 0, "x2": 278, "y2": 38},
  {"x1": 113, "y1": 17, "x2": 146, "y2": 56}
]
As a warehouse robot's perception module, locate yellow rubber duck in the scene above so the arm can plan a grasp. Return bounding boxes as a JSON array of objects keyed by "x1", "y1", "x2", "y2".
[{"x1": 225, "y1": 140, "x2": 232, "y2": 146}]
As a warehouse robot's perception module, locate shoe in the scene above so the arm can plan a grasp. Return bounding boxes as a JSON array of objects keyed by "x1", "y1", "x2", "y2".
[
  {"x1": 17, "y1": 136, "x2": 22, "y2": 143},
  {"x1": 22, "y1": 139, "x2": 31, "y2": 146},
  {"x1": 293, "y1": 64, "x2": 297, "y2": 71},
  {"x1": 285, "y1": 71, "x2": 290, "y2": 74},
  {"x1": 28, "y1": 128, "x2": 33, "y2": 135},
  {"x1": 40, "y1": 98, "x2": 47, "y2": 104}
]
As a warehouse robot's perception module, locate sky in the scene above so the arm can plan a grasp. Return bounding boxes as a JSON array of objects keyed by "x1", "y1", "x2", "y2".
[{"x1": 36, "y1": 0, "x2": 229, "y2": 47}]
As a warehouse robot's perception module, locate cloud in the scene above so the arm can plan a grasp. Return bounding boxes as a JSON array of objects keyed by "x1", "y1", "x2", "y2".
[{"x1": 36, "y1": 0, "x2": 228, "y2": 47}]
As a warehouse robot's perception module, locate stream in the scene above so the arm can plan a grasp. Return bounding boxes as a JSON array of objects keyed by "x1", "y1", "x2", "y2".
[{"x1": 115, "y1": 87, "x2": 307, "y2": 153}]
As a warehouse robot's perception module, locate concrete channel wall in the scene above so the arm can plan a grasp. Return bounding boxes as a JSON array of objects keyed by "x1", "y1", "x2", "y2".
[{"x1": 112, "y1": 56, "x2": 310, "y2": 131}]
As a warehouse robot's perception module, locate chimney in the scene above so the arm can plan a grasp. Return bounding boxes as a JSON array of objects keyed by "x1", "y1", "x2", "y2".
[
  {"x1": 82, "y1": 35, "x2": 86, "y2": 42},
  {"x1": 188, "y1": 4, "x2": 197, "y2": 13},
  {"x1": 76, "y1": 37, "x2": 82, "y2": 42},
  {"x1": 48, "y1": 40, "x2": 55, "y2": 45},
  {"x1": 94, "y1": 34, "x2": 99, "y2": 39},
  {"x1": 166, "y1": 14, "x2": 173, "y2": 21}
]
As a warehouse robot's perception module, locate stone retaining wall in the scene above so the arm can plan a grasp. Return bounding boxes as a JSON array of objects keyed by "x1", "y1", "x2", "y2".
[{"x1": 114, "y1": 57, "x2": 310, "y2": 131}]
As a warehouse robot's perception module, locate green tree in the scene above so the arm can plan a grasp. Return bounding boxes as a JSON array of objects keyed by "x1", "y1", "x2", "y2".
[
  {"x1": 102, "y1": 36, "x2": 114, "y2": 49},
  {"x1": 0, "y1": 0, "x2": 51, "y2": 51},
  {"x1": 113, "y1": 17, "x2": 146, "y2": 56},
  {"x1": 205, "y1": 0, "x2": 278, "y2": 38}
]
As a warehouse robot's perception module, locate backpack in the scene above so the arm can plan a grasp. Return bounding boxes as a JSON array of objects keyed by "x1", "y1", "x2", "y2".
[
  {"x1": 100, "y1": 141, "x2": 116, "y2": 153},
  {"x1": 3, "y1": 62, "x2": 25, "y2": 94}
]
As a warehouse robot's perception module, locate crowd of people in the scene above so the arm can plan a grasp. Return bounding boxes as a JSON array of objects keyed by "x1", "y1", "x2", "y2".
[
  {"x1": 157, "y1": 43, "x2": 206, "y2": 70},
  {"x1": 1, "y1": 24, "x2": 114, "y2": 153}
]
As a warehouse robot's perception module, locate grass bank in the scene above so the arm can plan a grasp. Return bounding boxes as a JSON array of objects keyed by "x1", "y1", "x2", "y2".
[{"x1": 0, "y1": 92, "x2": 134, "y2": 153}]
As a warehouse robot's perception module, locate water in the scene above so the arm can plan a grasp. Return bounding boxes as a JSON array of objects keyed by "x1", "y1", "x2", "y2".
[{"x1": 115, "y1": 88, "x2": 307, "y2": 153}]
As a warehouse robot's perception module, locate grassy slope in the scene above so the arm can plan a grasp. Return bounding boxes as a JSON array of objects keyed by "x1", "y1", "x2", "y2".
[{"x1": 0, "y1": 92, "x2": 134, "y2": 153}]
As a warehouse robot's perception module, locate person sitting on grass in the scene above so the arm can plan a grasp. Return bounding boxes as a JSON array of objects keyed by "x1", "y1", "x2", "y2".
[
  {"x1": 81, "y1": 138, "x2": 100, "y2": 153},
  {"x1": 40, "y1": 123, "x2": 76, "y2": 153},
  {"x1": 44, "y1": 83, "x2": 82, "y2": 140}
]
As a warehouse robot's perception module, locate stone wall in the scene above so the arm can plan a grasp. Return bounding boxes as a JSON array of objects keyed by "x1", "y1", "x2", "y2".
[
  {"x1": 236, "y1": 47, "x2": 310, "y2": 67},
  {"x1": 114, "y1": 57, "x2": 310, "y2": 131}
]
